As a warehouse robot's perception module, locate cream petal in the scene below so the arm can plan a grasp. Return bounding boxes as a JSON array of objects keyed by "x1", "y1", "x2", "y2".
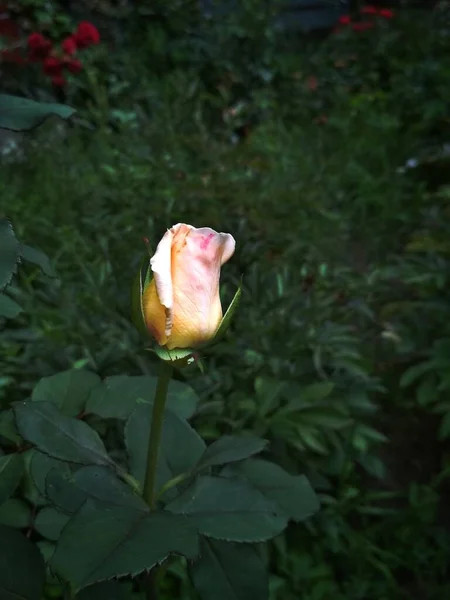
[
  {"x1": 150, "y1": 226, "x2": 177, "y2": 338},
  {"x1": 167, "y1": 226, "x2": 236, "y2": 349}
]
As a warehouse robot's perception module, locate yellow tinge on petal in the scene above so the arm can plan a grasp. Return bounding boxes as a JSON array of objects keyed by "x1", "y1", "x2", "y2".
[{"x1": 142, "y1": 278, "x2": 168, "y2": 346}]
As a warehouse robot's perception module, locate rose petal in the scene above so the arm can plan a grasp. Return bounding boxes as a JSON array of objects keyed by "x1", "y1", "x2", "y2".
[
  {"x1": 142, "y1": 279, "x2": 168, "y2": 345},
  {"x1": 148, "y1": 225, "x2": 178, "y2": 339},
  {"x1": 168, "y1": 226, "x2": 235, "y2": 349}
]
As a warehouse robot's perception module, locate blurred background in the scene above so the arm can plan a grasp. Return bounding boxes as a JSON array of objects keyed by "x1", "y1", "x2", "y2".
[{"x1": 2, "y1": 1, "x2": 450, "y2": 598}]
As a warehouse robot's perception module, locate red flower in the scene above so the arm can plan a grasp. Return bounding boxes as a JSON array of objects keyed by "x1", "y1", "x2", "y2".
[
  {"x1": 66, "y1": 58, "x2": 83, "y2": 74},
  {"x1": 61, "y1": 36, "x2": 77, "y2": 55},
  {"x1": 43, "y1": 56, "x2": 64, "y2": 76},
  {"x1": 362, "y1": 5, "x2": 378, "y2": 14},
  {"x1": 338, "y1": 15, "x2": 352, "y2": 25},
  {"x1": 379, "y1": 8, "x2": 394, "y2": 19},
  {"x1": 51, "y1": 74, "x2": 66, "y2": 88},
  {"x1": 352, "y1": 21, "x2": 375, "y2": 32},
  {"x1": 74, "y1": 21, "x2": 100, "y2": 49},
  {"x1": 27, "y1": 32, "x2": 52, "y2": 58}
]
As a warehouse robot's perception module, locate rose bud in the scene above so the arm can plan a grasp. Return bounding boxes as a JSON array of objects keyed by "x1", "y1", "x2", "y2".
[
  {"x1": 61, "y1": 35, "x2": 77, "y2": 55},
  {"x1": 27, "y1": 32, "x2": 52, "y2": 59},
  {"x1": 142, "y1": 224, "x2": 236, "y2": 349},
  {"x1": 43, "y1": 56, "x2": 63, "y2": 76},
  {"x1": 66, "y1": 58, "x2": 82, "y2": 73},
  {"x1": 74, "y1": 21, "x2": 100, "y2": 49}
]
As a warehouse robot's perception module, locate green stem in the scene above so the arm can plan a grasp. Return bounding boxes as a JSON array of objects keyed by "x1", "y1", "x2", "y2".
[
  {"x1": 143, "y1": 360, "x2": 173, "y2": 509},
  {"x1": 117, "y1": 469, "x2": 142, "y2": 495},
  {"x1": 154, "y1": 471, "x2": 189, "y2": 503}
]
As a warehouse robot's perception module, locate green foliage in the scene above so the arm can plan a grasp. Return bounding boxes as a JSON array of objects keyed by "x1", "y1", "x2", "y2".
[
  {"x1": 1, "y1": 3, "x2": 450, "y2": 599},
  {"x1": 0, "y1": 525, "x2": 45, "y2": 600},
  {"x1": 125, "y1": 402, "x2": 206, "y2": 490},
  {"x1": 75, "y1": 581, "x2": 133, "y2": 600},
  {"x1": 51, "y1": 503, "x2": 199, "y2": 591},
  {"x1": 0, "y1": 293, "x2": 23, "y2": 318},
  {"x1": 0, "y1": 498, "x2": 32, "y2": 528},
  {"x1": 34, "y1": 506, "x2": 70, "y2": 541},
  {"x1": 230, "y1": 459, "x2": 320, "y2": 523},
  {"x1": 190, "y1": 538, "x2": 268, "y2": 600},
  {"x1": 46, "y1": 466, "x2": 148, "y2": 513},
  {"x1": 21, "y1": 244, "x2": 57, "y2": 278},
  {"x1": 31, "y1": 369, "x2": 102, "y2": 417},
  {"x1": 0, "y1": 218, "x2": 20, "y2": 292},
  {"x1": 0, "y1": 302, "x2": 315, "y2": 597},
  {"x1": 195, "y1": 435, "x2": 268, "y2": 470},
  {"x1": 166, "y1": 475, "x2": 288, "y2": 542},
  {"x1": 86, "y1": 374, "x2": 198, "y2": 420},
  {"x1": 14, "y1": 401, "x2": 114, "y2": 467}
]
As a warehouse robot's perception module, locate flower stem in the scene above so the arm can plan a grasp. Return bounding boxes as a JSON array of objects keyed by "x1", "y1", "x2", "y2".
[{"x1": 143, "y1": 360, "x2": 173, "y2": 509}]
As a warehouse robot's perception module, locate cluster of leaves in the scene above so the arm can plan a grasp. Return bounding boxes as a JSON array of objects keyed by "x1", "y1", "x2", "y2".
[
  {"x1": 0, "y1": 217, "x2": 318, "y2": 599},
  {"x1": 0, "y1": 366, "x2": 317, "y2": 599}
]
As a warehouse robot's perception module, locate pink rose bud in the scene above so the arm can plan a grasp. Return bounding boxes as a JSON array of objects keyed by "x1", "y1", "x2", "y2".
[{"x1": 142, "y1": 224, "x2": 235, "y2": 349}]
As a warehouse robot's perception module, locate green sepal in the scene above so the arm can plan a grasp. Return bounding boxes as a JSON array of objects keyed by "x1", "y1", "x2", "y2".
[
  {"x1": 131, "y1": 255, "x2": 152, "y2": 338},
  {"x1": 151, "y1": 346, "x2": 195, "y2": 368}
]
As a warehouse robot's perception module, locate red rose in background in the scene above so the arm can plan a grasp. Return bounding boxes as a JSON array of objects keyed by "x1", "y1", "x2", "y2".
[
  {"x1": 74, "y1": 21, "x2": 100, "y2": 49},
  {"x1": 338, "y1": 15, "x2": 352, "y2": 25},
  {"x1": 352, "y1": 21, "x2": 375, "y2": 32},
  {"x1": 61, "y1": 35, "x2": 77, "y2": 55},
  {"x1": 27, "y1": 32, "x2": 52, "y2": 59},
  {"x1": 379, "y1": 8, "x2": 394, "y2": 19},
  {"x1": 43, "y1": 56, "x2": 64, "y2": 76},
  {"x1": 3, "y1": 15, "x2": 100, "y2": 91},
  {"x1": 66, "y1": 58, "x2": 82, "y2": 74}
]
